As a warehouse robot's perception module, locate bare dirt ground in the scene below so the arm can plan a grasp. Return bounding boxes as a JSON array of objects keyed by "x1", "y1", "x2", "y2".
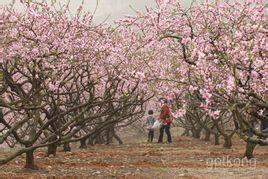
[{"x1": 0, "y1": 127, "x2": 267, "y2": 179}]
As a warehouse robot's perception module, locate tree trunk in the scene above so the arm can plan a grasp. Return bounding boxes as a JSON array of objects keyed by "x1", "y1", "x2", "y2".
[
  {"x1": 63, "y1": 143, "x2": 71, "y2": 152},
  {"x1": 192, "y1": 130, "x2": 201, "y2": 139},
  {"x1": 95, "y1": 133, "x2": 107, "y2": 144},
  {"x1": 181, "y1": 129, "x2": 190, "y2": 137},
  {"x1": 100, "y1": 135, "x2": 105, "y2": 144},
  {"x1": 223, "y1": 136, "x2": 232, "y2": 149},
  {"x1": 106, "y1": 129, "x2": 113, "y2": 144},
  {"x1": 25, "y1": 148, "x2": 37, "y2": 170},
  {"x1": 47, "y1": 144, "x2": 57, "y2": 157},
  {"x1": 204, "y1": 130, "x2": 211, "y2": 141},
  {"x1": 94, "y1": 135, "x2": 102, "y2": 144},
  {"x1": 87, "y1": 136, "x2": 94, "y2": 145},
  {"x1": 47, "y1": 136, "x2": 58, "y2": 156},
  {"x1": 244, "y1": 141, "x2": 257, "y2": 159},
  {"x1": 214, "y1": 134, "x2": 220, "y2": 145},
  {"x1": 113, "y1": 132, "x2": 123, "y2": 145},
  {"x1": 79, "y1": 138, "x2": 87, "y2": 149}
]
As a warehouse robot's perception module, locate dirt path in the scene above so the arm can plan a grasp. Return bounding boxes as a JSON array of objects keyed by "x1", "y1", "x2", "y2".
[{"x1": 0, "y1": 135, "x2": 268, "y2": 178}]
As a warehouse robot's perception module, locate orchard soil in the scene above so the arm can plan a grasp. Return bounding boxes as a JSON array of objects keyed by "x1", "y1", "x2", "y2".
[{"x1": 0, "y1": 127, "x2": 267, "y2": 179}]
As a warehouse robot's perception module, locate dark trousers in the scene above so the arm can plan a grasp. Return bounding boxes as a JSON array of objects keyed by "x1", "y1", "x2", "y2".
[
  {"x1": 148, "y1": 130, "x2": 154, "y2": 142},
  {"x1": 158, "y1": 123, "x2": 172, "y2": 143}
]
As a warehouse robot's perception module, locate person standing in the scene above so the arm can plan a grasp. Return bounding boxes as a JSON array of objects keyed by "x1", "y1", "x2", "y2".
[
  {"x1": 146, "y1": 110, "x2": 155, "y2": 142},
  {"x1": 260, "y1": 108, "x2": 268, "y2": 133},
  {"x1": 158, "y1": 99, "x2": 173, "y2": 143}
]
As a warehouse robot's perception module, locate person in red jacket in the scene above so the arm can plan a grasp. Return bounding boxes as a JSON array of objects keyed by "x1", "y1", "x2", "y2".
[{"x1": 158, "y1": 98, "x2": 172, "y2": 143}]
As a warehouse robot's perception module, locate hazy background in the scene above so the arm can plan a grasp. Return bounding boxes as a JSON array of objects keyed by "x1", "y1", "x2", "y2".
[{"x1": 0, "y1": 0, "x2": 198, "y2": 23}]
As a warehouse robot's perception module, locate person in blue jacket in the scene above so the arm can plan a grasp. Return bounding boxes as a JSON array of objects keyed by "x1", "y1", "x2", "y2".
[{"x1": 146, "y1": 110, "x2": 156, "y2": 142}]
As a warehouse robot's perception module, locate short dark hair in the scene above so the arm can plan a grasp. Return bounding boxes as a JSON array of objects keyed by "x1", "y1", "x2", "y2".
[
  {"x1": 148, "y1": 110, "x2": 153, "y2": 115},
  {"x1": 159, "y1": 98, "x2": 168, "y2": 104}
]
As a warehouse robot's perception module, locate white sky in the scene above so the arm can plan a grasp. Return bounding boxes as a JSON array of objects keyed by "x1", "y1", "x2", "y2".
[{"x1": 0, "y1": 0, "x2": 197, "y2": 23}]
